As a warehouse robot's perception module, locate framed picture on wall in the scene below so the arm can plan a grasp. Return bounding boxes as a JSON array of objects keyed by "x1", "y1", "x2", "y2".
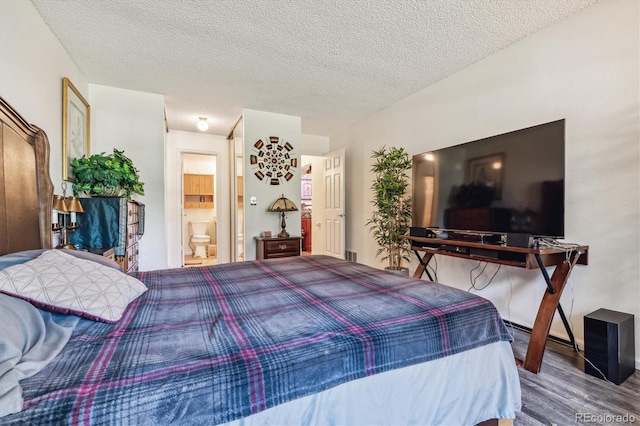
[
  {"x1": 62, "y1": 77, "x2": 91, "y2": 181},
  {"x1": 301, "y1": 179, "x2": 312, "y2": 200}
]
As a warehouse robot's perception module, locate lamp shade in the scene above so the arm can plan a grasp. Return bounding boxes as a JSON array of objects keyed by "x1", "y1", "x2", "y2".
[
  {"x1": 267, "y1": 195, "x2": 298, "y2": 212},
  {"x1": 66, "y1": 197, "x2": 84, "y2": 213},
  {"x1": 268, "y1": 194, "x2": 298, "y2": 238},
  {"x1": 52, "y1": 195, "x2": 68, "y2": 212}
]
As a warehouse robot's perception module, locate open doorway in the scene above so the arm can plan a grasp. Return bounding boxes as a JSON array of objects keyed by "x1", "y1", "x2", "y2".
[
  {"x1": 182, "y1": 153, "x2": 218, "y2": 267},
  {"x1": 300, "y1": 154, "x2": 334, "y2": 256},
  {"x1": 300, "y1": 163, "x2": 312, "y2": 255}
]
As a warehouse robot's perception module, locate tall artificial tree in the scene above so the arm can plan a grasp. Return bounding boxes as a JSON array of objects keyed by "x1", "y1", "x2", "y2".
[{"x1": 367, "y1": 146, "x2": 412, "y2": 271}]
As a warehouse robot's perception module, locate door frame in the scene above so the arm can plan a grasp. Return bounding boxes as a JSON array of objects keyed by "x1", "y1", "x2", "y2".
[
  {"x1": 165, "y1": 131, "x2": 231, "y2": 269},
  {"x1": 180, "y1": 152, "x2": 219, "y2": 266}
]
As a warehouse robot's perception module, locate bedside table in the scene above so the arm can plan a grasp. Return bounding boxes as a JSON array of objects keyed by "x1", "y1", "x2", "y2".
[
  {"x1": 255, "y1": 236, "x2": 302, "y2": 260},
  {"x1": 87, "y1": 247, "x2": 116, "y2": 262}
]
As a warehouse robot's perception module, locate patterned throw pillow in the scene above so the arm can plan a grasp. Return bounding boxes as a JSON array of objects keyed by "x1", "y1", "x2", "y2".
[{"x1": 0, "y1": 250, "x2": 147, "y2": 323}]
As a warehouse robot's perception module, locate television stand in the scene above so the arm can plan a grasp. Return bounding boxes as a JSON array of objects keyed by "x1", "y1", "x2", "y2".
[{"x1": 404, "y1": 236, "x2": 589, "y2": 374}]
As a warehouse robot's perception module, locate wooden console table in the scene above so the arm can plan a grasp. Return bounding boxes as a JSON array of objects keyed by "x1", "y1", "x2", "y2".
[{"x1": 404, "y1": 235, "x2": 588, "y2": 374}]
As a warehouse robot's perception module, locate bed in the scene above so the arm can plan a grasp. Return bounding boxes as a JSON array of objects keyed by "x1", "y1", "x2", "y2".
[{"x1": 0, "y1": 96, "x2": 520, "y2": 425}]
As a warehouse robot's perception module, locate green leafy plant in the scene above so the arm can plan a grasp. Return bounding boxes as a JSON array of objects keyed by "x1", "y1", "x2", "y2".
[
  {"x1": 366, "y1": 146, "x2": 412, "y2": 271},
  {"x1": 71, "y1": 149, "x2": 145, "y2": 199}
]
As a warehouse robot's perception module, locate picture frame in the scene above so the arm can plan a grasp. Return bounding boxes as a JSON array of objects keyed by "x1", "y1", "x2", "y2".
[
  {"x1": 62, "y1": 77, "x2": 90, "y2": 181},
  {"x1": 301, "y1": 179, "x2": 312, "y2": 200},
  {"x1": 466, "y1": 153, "x2": 504, "y2": 199}
]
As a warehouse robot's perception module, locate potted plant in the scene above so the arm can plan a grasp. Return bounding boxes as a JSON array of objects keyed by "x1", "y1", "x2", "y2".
[
  {"x1": 366, "y1": 146, "x2": 412, "y2": 274},
  {"x1": 70, "y1": 149, "x2": 145, "y2": 199}
]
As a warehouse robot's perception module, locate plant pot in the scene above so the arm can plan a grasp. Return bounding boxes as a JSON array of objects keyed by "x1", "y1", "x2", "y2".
[
  {"x1": 77, "y1": 186, "x2": 125, "y2": 198},
  {"x1": 98, "y1": 186, "x2": 125, "y2": 197},
  {"x1": 385, "y1": 267, "x2": 409, "y2": 276}
]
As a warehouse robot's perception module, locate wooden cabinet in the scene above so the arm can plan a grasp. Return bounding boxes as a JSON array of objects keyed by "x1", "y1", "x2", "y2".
[
  {"x1": 237, "y1": 176, "x2": 244, "y2": 208},
  {"x1": 237, "y1": 176, "x2": 243, "y2": 197},
  {"x1": 255, "y1": 236, "x2": 302, "y2": 259},
  {"x1": 184, "y1": 174, "x2": 214, "y2": 209},
  {"x1": 69, "y1": 198, "x2": 144, "y2": 274},
  {"x1": 301, "y1": 218, "x2": 312, "y2": 252},
  {"x1": 87, "y1": 247, "x2": 116, "y2": 261},
  {"x1": 118, "y1": 201, "x2": 141, "y2": 273}
]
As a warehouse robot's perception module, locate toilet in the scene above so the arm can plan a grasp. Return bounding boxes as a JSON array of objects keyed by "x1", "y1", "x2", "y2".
[{"x1": 189, "y1": 221, "x2": 211, "y2": 258}]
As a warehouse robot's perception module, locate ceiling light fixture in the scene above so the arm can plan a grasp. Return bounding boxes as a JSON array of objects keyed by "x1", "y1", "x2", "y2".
[{"x1": 197, "y1": 117, "x2": 209, "y2": 132}]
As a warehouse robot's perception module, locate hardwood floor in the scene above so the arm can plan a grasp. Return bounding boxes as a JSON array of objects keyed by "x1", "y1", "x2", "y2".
[
  {"x1": 183, "y1": 255, "x2": 217, "y2": 267},
  {"x1": 510, "y1": 327, "x2": 639, "y2": 425}
]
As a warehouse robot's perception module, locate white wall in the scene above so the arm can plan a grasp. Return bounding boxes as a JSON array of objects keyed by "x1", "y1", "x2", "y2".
[
  {"x1": 300, "y1": 134, "x2": 330, "y2": 156},
  {"x1": 242, "y1": 109, "x2": 302, "y2": 260},
  {"x1": 331, "y1": 1, "x2": 640, "y2": 366},
  {"x1": 183, "y1": 153, "x2": 217, "y2": 175},
  {"x1": 0, "y1": 0, "x2": 86, "y2": 194},
  {"x1": 166, "y1": 130, "x2": 230, "y2": 267},
  {"x1": 88, "y1": 84, "x2": 166, "y2": 271}
]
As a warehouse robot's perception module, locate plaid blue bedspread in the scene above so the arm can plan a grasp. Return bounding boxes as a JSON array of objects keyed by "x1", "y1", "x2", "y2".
[{"x1": 5, "y1": 255, "x2": 512, "y2": 425}]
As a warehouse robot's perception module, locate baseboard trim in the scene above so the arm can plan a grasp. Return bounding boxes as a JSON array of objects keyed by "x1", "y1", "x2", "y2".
[
  {"x1": 504, "y1": 320, "x2": 640, "y2": 372},
  {"x1": 503, "y1": 320, "x2": 574, "y2": 347}
]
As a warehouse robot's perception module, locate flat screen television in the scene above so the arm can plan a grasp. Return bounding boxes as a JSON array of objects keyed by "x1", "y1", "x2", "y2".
[{"x1": 412, "y1": 119, "x2": 565, "y2": 238}]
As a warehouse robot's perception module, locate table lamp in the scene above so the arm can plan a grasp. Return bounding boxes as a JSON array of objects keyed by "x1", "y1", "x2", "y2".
[
  {"x1": 267, "y1": 194, "x2": 298, "y2": 238},
  {"x1": 52, "y1": 182, "x2": 84, "y2": 249}
]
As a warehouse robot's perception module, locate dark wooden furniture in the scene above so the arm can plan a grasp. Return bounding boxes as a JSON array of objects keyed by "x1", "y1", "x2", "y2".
[
  {"x1": 301, "y1": 218, "x2": 312, "y2": 251},
  {"x1": 70, "y1": 198, "x2": 143, "y2": 273},
  {"x1": 0, "y1": 97, "x2": 53, "y2": 255},
  {"x1": 405, "y1": 235, "x2": 588, "y2": 374},
  {"x1": 255, "y1": 236, "x2": 302, "y2": 259},
  {"x1": 87, "y1": 247, "x2": 116, "y2": 262},
  {"x1": 119, "y1": 200, "x2": 142, "y2": 273}
]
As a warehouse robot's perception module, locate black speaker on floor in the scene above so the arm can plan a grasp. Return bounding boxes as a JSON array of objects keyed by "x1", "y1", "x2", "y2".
[{"x1": 584, "y1": 308, "x2": 635, "y2": 385}]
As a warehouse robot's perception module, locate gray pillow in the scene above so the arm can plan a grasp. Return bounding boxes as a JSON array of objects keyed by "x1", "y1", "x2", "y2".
[
  {"x1": 0, "y1": 249, "x2": 122, "y2": 271},
  {"x1": 0, "y1": 250, "x2": 146, "y2": 323}
]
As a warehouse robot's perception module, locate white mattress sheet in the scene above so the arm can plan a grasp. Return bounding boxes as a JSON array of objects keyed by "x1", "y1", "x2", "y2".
[{"x1": 224, "y1": 340, "x2": 521, "y2": 426}]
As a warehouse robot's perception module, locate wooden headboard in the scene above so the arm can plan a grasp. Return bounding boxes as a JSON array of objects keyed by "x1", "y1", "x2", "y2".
[{"x1": 0, "y1": 97, "x2": 53, "y2": 254}]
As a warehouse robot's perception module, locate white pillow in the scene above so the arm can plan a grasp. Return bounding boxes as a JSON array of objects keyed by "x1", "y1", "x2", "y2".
[{"x1": 0, "y1": 250, "x2": 147, "y2": 323}]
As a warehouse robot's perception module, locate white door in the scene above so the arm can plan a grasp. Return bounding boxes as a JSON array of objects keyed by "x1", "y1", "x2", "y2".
[{"x1": 323, "y1": 149, "x2": 345, "y2": 258}]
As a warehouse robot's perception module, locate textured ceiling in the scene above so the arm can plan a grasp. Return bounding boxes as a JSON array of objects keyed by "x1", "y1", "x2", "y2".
[{"x1": 31, "y1": 0, "x2": 598, "y2": 136}]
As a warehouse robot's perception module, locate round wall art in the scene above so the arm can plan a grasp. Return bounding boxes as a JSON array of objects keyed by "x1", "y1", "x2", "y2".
[{"x1": 250, "y1": 136, "x2": 297, "y2": 185}]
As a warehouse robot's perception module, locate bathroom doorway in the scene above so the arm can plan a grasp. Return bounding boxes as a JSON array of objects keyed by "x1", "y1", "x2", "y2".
[{"x1": 181, "y1": 153, "x2": 218, "y2": 267}]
